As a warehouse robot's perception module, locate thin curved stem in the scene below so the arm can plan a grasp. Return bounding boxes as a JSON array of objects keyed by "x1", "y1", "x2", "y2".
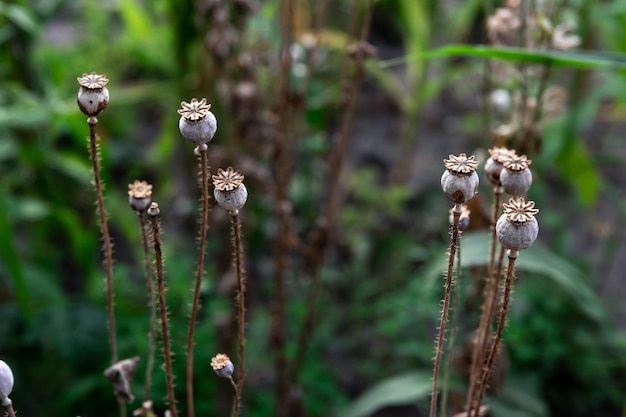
[
  {"x1": 149, "y1": 207, "x2": 178, "y2": 417},
  {"x1": 138, "y1": 210, "x2": 157, "y2": 402},
  {"x1": 231, "y1": 212, "x2": 246, "y2": 413},
  {"x1": 187, "y1": 149, "x2": 211, "y2": 417},
  {"x1": 229, "y1": 376, "x2": 239, "y2": 417},
  {"x1": 87, "y1": 117, "x2": 118, "y2": 364},
  {"x1": 472, "y1": 251, "x2": 518, "y2": 417},
  {"x1": 430, "y1": 206, "x2": 461, "y2": 417}
]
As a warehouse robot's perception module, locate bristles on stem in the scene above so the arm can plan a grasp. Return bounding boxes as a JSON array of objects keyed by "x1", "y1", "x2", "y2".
[
  {"x1": 187, "y1": 149, "x2": 211, "y2": 417},
  {"x1": 149, "y1": 206, "x2": 178, "y2": 417},
  {"x1": 472, "y1": 252, "x2": 518, "y2": 417},
  {"x1": 466, "y1": 188, "x2": 502, "y2": 415},
  {"x1": 231, "y1": 211, "x2": 246, "y2": 416},
  {"x1": 138, "y1": 210, "x2": 157, "y2": 402},
  {"x1": 86, "y1": 119, "x2": 118, "y2": 365},
  {"x1": 430, "y1": 208, "x2": 461, "y2": 417}
]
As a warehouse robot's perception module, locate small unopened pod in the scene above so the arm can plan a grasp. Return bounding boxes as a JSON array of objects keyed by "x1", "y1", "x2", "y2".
[
  {"x1": 213, "y1": 167, "x2": 248, "y2": 212},
  {"x1": 441, "y1": 153, "x2": 480, "y2": 204},
  {"x1": 77, "y1": 72, "x2": 109, "y2": 116},
  {"x1": 211, "y1": 353, "x2": 234, "y2": 379},
  {"x1": 500, "y1": 154, "x2": 532, "y2": 196},
  {"x1": 128, "y1": 180, "x2": 153, "y2": 211},
  {"x1": 484, "y1": 147, "x2": 516, "y2": 187},
  {"x1": 496, "y1": 197, "x2": 539, "y2": 251},
  {"x1": 0, "y1": 360, "x2": 14, "y2": 406},
  {"x1": 178, "y1": 98, "x2": 218, "y2": 144}
]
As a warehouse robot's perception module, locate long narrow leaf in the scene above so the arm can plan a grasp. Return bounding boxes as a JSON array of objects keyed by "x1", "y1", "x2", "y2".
[{"x1": 380, "y1": 45, "x2": 626, "y2": 72}]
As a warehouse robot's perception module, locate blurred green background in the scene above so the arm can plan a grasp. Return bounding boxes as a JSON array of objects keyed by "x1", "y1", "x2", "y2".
[{"x1": 1, "y1": 0, "x2": 626, "y2": 416}]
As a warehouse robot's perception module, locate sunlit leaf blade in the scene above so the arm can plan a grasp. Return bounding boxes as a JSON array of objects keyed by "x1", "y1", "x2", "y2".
[{"x1": 340, "y1": 372, "x2": 433, "y2": 417}]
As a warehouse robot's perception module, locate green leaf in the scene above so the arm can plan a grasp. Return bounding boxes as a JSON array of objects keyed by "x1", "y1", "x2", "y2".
[
  {"x1": 555, "y1": 138, "x2": 601, "y2": 207},
  {"x1": 1, "y1": 4, "x2": 40, "y2": 35},
  {"x1": 488, "y1": 384, "x2": 549, "y2": 417},
  {"x1": 119, "y1": 0, "x2": 151, "y2": 39},
  {"x1": 380, "y1": 45, "x2": 626, "y2": 72},
  {"x1": 0, "y1": 193, "x2": 32, "y2": 319},
  {"x1": 339, "y1": 372, "x2": 432, "y2": 417},
  {"x1": 422, "y1": 231, "x2": 604, "y2": 321}
]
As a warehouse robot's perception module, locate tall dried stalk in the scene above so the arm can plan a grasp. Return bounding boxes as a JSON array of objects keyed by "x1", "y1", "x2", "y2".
[
  {"x1": 440, "y1": 233, "x2": 464, "y2": 417},
  {"x1": 231, "y1": 211, "x2": 246, "y2": 414},
  {"x1": 148, "y1": 203, "x2": 178, "y2": 417},
  {"x1": 465, "y1": 188, "x2": 502, "y2": 414},
  {"x1": 472, "y1": 250, "x2": 518, "y2": 417},
  {"x1": 270, "y1": 0, "x2": 295, "y2": 414},
  {"x1": 138, "y1": 210, "x2": 157, "y2": 402},
  {"x1": 187, "y1": 149, "x2": 211, "y2": 417},
  {"x1": 430, "y1": 206, "x2": 461, "y2": 417},
  {"x1": 87, "y1": 117, "x2": 118, "y2": 365}
]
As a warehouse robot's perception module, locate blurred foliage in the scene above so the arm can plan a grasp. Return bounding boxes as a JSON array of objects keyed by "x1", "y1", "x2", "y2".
[{"x1": 1, "y1": 0, "x2": 626, "y2": 417}]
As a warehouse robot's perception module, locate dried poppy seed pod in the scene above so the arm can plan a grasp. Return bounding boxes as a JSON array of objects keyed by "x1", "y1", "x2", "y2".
[
  {"x1": 484, "y1": 147, "x2": 516, "y2": 187},
  {"x1": 128, "y1": 180, "x2": 153, "y2": 211},
  {"x1": 211, "y1": 353, "x2": 234, "y2": 379},
  {"x1": 441, "y1": 153, "x2": 480, "y2": 204},
  {"x1": 449, "y1": 205, "x2": 471, "y2": 230},
  {"x1": 0, "y1": 360, "x2": 14, "y2": 407},
  {"x1": 77, "y1": 72, "x2": 109, "y2": 116},
  {"x1": 104, "y1": 356, "x2": 140, "y2": 402},
  {"x1": 496, "y1": 197, "x2": 539, "y2": 251},
  {"x1": 500, "y1": 154, "x2": 532, "y2": 196},
  {"x1": 213, "y1": 167, "x2": 248, "y2": 212},
  {"x1": 178, "y1": 98, "x2": 218, "y2": 145}
]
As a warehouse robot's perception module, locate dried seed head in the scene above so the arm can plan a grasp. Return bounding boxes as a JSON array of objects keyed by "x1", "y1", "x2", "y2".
[
  {"x1": 441, "y1": 154, "x2": 480, "y2": 204},
  {"x1": 77, "y1": 72, "x2": 109, "y2": 116},
  {"x1": 0, "y1": 360, "x2": 14, "y2": 407},
  {"x1": 487, "y1": 7, "x2": 521, "y2": 46},
  {"x1": 501, "y1": 154, "x2": 533, "y2": 196},
  {"x1": 502, "y1": 197, "x2": 539, "y2": 224},
  {"x1": 503, "y1": 154, "x2": 531, "y2": 172},
  {"x1": 211, "y1": 353, "x2": 234, "y2": 379},
  {"x1": 178, "y1": 98, "x2": 218, "y2": 144},
  {"x1": 485, "y1": 147, "x2": 516, "y2": 186},
  {"x1": 449, "y1": 205, "x2": 471, "y2": 230},
  {"x1": 128, "y1": 180, "x2": 153, "y2": 211},
  {"x1": 444, "y1": 153, "x2": 481, "y2": 175},
  {"x1": 213, "y1": 167, "x2": 244, "y2": 192},
  {"x1": 178, "y1": 98, "x2": 212, "y2": 122},
  {"x1": 496, "y1": 198, "x2": 539, "y2": 250},
  {"x1": 213, "y1": 167, "x2": 248, "y2": 212},
  {"x1": 78, "y1": 72, "x2": 109, "y2": 90},
  {"x1": 552, "y1": 21, "x2": 581, "y2": 51},
  {"x1": 104, "y1": 356, "x2": 140, "y2": 403}
]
